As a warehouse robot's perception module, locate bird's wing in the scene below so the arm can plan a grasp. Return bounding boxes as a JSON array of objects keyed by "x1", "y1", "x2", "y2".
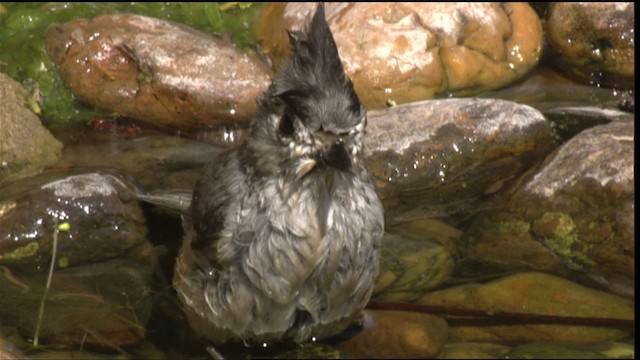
[{"x1": 190, "y1": 150, "x2": 238, "y2": 251}]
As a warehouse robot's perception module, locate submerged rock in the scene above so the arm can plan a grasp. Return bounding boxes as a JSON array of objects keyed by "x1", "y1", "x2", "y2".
[
  {"x1": 0, "y1": 172, "x2": 155, "y2": 347},
  {"x1": 335, "y1": 310, "x2": 448, "y2": 359},
  {"x1": 55, "y1": 131, "x2": 224, "y2": 191},
  {"x1": 507, "y1": 341, "x2": 635, "y2": 359},
  {"x1": 438, "y1": 342, "x2": 512, "y2": 359},
  {"x1": 543, "y1": 106, "x2": 632, "y2": 141},
  {"x1": 373, "y1": 231, "x2": 455, "y2": 303},
  {"x1": 418, "y1": 272, "x2": 634, "y2": 343},
  {"x1": 0, "y1": 258, "x2": 153, "y2": 347}
]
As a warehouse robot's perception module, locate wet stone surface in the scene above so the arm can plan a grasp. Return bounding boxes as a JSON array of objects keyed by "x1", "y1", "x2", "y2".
[
  {"x1": 463, "y1": 120, "x2": 634, "y2": 298},
  {"x1": 545, "y1": 2, "x2": 635, "y2": 89},
  {"x1": 364, "y1": 98, "x2": 557, "y2": 226},
  {"x1": 0, "y1": 172, "x2": 148, "y2": 272},
  {"x1": 373, "y1": 231, "x2": 455, "y2": 303},
  {"x1": 0, "y1": 172, "x2": 155, "y2": 347},
  {"x1": 335, "y1": 310, "x2": 448, "y2": 359},
  {"x1": 419, "y1": 272, "x2": 634, "y2": 344},
  {"x1": 257, "y1": 3, "x2": 543, "y2": 109},
  {"x1": 46, "y1": 13, "x2": 272, "y2": 128}
]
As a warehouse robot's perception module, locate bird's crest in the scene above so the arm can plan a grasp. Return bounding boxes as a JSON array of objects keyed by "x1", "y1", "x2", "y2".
[{"x1": 272, "y1": 3, "x2": 363, "y2": 135}]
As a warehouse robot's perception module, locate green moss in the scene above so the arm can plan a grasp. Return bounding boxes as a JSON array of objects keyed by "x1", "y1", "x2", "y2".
[
  {"x1": 550, "y1": 212, "x2": 575, "y2": 238},
  {"x1": 536, "y1": 212, "x2": 595, "y2": 271},
  {"x1": 0, "y1": 2, "x2": 263, "y2": 125},
  {"x1": 57, "y1": 256, "x2": 69, "y2": 268},
  {"x1": 497, "y1": 220, "x2": 531, "y2": 234},
  {"x1": 0, "y1": 242, "x2": 39, "y2": 260}
]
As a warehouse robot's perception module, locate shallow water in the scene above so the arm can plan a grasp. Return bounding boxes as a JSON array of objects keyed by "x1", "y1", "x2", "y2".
[
  {"x1": 1, "y1": 65, "x2": 634, "y2": 359},
  {"x1": 0, "y1": 2, "x2": 634, "y2": 357}
]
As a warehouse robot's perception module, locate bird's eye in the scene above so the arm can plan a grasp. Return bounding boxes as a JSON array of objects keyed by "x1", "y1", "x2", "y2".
[{"x1": 279, "y1": 111, "x2": 295, "y2": 136}]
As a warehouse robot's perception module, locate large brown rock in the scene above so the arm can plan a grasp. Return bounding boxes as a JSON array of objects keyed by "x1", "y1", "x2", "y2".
[
  {"x1": 545, "y1": 2, "x2": 634, "y2": 89},
  {"x1": 46, "y1": 14, "x2": 272, "y2": 128},
  {"x1": 257, "y1": 3, "x2": 543, "y2": 109}
]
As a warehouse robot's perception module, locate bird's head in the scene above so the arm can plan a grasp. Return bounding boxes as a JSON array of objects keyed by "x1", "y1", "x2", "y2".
[{"x1": 249, "y1": 3, "x2": 366, "y2": 180}]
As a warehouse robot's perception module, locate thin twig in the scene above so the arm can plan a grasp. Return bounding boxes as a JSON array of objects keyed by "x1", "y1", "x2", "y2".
[{"x1": 33, "y1": 218, "x2": 60, "y2": 347}]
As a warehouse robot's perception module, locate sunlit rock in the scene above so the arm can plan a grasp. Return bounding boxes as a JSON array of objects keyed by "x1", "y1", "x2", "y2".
[
  {"x1": 258, "y1": 2, "x2": 543, "y2": 108},
  {"x1": 46, "y1": 14, "x2": 272, "y2": 128},
  {"x1": 463, "y1": 120, "x2": 634, "y2": 297}
]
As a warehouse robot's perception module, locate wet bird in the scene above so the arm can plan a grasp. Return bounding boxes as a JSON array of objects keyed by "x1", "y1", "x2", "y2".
[{"x1": 173, "y1": 3, "x2": 384, "y2": 344}]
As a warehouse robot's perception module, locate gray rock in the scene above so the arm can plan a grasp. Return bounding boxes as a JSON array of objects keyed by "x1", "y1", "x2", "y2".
[
  {"x1": 519, "y1": 120, "x2": 634, "y2": 296},
  {"x1": 0, "y1": 172, "x2": 148, "y2": 272},
  {"x1": 364, "y1": 98, "x2": 557, "y2": 225},
  {"x1": 463, "y1": 120, "x2": 634, "y2": 297},
  {"x1": 55, "y1": 98, "x2": 558, "y2": 230},
  {"x1": 0, "y1": 171, "x2": 155, "y2": 347}
]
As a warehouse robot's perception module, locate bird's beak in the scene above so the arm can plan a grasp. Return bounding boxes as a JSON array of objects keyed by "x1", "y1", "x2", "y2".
[{"x1": 321, "y1": 141, "x2": 352, "y2": 173}]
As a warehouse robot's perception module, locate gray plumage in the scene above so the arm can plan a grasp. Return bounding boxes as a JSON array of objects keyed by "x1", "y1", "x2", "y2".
[{"x1": 174, "y1": 4, "x2": 384, "y2": 344}]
